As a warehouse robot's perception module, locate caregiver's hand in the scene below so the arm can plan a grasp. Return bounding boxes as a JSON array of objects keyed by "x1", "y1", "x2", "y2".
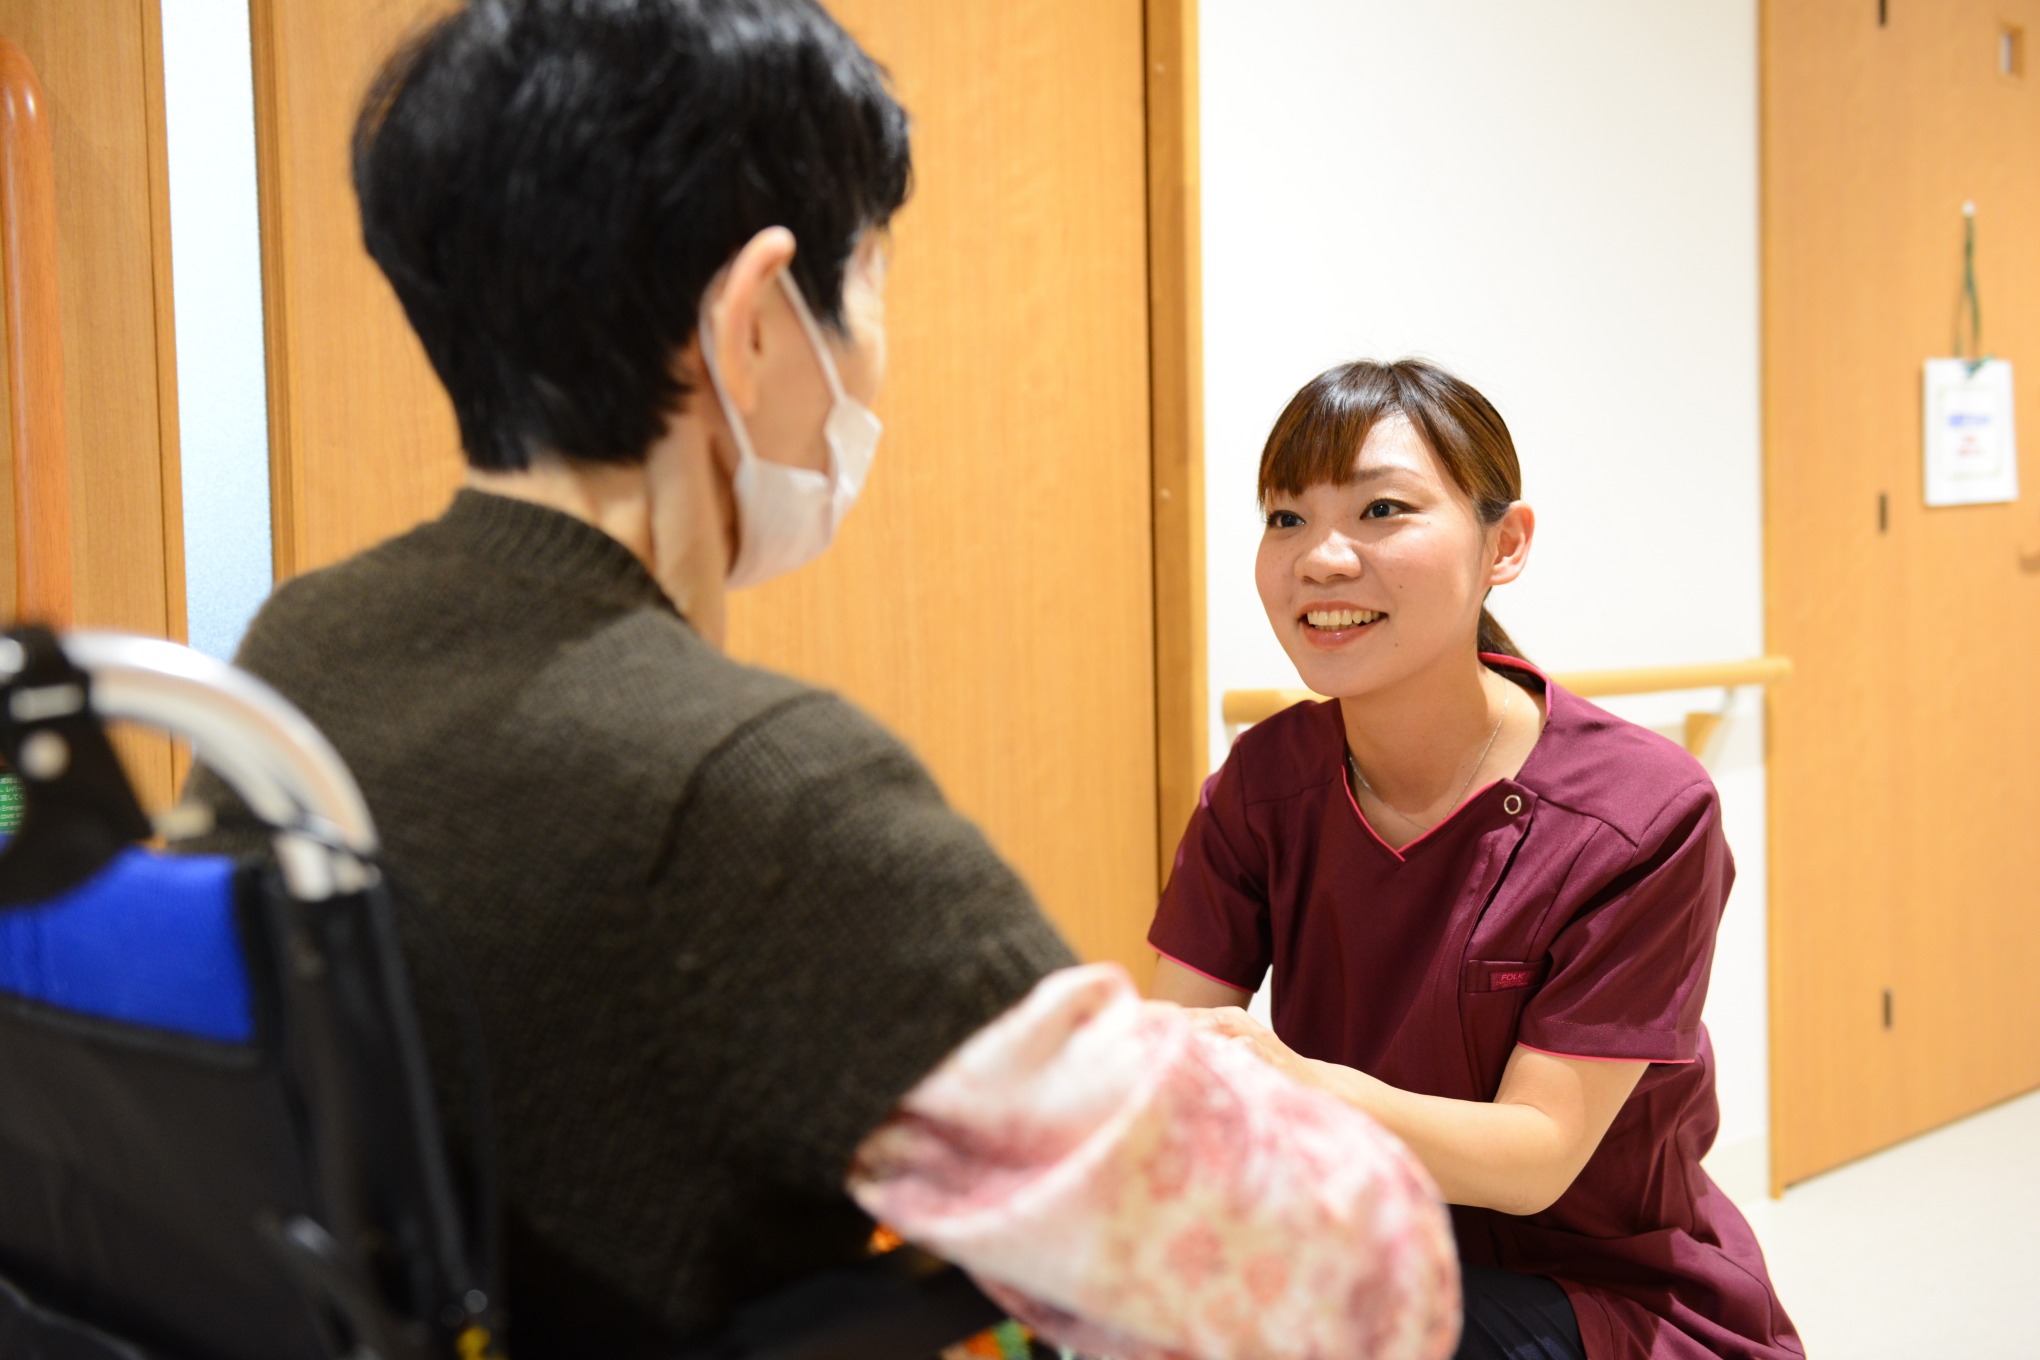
[
  {"x1": 1183, "y1": 1005, "x2": 1647, "y2": 1218},
  {"x1": 1182, "y1": 1007, "x2": 1414, "y2": 1136},
  {"x1": 1181, "y1": 1004, "x2": 1315, "y2": 1083}
]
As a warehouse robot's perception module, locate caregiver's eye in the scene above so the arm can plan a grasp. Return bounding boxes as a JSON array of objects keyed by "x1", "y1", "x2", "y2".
[
  {"x1": 1264, "y1": 509, "x2": 1304, "y2": 529},
  {"x1": 1362, "y1": 499, "x2": 1410, "y2": 520}
]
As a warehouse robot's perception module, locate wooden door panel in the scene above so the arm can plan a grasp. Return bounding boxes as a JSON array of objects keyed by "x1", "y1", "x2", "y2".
[
  {"x1": 0, "y1": 0, "x2": 181, "y2": 809},
  {"x1": 1764, "y1": 0, "x2": 2040, "y2": 1188},
  {"x1": 251, "y1": 0, "x2": 462, "y2": 579},
  {"x1": 722, "y1": 0, "x2": 1160, "y2": 973}
]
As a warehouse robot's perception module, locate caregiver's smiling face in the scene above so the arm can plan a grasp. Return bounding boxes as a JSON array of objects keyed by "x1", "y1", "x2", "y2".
[{"x1": 1256, "y1": 413, "x2": 1505, "y2": 700}]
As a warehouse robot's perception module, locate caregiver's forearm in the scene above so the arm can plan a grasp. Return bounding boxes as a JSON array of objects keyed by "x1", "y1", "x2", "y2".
[{"x1": 1295, "y1": 1058, "x2": 1595, "y2": 1216}]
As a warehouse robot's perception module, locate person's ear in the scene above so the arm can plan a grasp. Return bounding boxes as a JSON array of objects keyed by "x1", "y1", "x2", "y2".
[
  {"x1": 1488, "y1": 502, "x2": 1535, "y2": 587},
  {"x1": 698, "y1": 226, "x2": 796, "y2": 414}
]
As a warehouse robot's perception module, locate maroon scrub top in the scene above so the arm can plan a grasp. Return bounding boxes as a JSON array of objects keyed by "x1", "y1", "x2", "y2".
[{"x1": 1150, "y1": 661, "x2": 1801, "y2": 1360}]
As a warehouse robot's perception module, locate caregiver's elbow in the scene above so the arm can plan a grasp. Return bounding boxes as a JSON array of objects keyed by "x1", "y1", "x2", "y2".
[
  {"x1": 1492, "y1": 1175, "x2": 1570, "y2": 1217},
  {"x1": 1459, "y1": 1117, "x2": 1594, "y2": 1216}
]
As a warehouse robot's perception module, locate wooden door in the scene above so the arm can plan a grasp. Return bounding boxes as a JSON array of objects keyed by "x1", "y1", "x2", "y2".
[
  {"x1": 250, "y1": 0, "x2": 462, "y2": 577},
  {"x1": 721, "y1": 1, "x2": 1160, "y2": 970},
  {"x1": 1764, "y1": 0, "x2": 2040, "y2": 1189},
  {"x1": 249, "y1": 1, "x2": 1203, "y2": 976},
  {"x1": 0, "y1": 0, "x2": 184, "y2": 810}
]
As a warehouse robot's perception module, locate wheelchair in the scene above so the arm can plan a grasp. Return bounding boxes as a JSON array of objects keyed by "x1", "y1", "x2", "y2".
[{"x1": 0, "y1": 626, "x2": 1005, "y2": 1360}]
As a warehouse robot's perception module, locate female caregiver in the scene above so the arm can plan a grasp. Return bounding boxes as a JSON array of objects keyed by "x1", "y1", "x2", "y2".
[{"x1": 1148, "y1": 360, "x2": 1801, "y2": 1360}]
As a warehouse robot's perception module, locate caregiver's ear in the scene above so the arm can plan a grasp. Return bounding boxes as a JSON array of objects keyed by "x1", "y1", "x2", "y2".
[
  {"x1": 1487, "y1": 502, "x2": 1536, "y2": 587},
  {"x1": 698, "y1": 226, "x2": 797, "y2": 413}
]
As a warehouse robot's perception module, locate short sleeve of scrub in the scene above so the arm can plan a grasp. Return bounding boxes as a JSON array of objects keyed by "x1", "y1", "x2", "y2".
[
  {"x1": 1515, "y1": 781, "x2": 1732, "y2": 1064},
  {"x1": 1148, "y1": 758, "x2": 1273, "y2": 993}
]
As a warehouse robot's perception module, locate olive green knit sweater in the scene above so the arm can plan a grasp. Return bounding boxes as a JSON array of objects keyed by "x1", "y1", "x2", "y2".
[{"x1": 187, "y1": 490, "x2": 1073, "y2": 1354}]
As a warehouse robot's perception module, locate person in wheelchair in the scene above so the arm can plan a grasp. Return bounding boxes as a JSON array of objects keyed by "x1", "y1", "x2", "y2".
[{"x1": 185, "y1": 2, "x2": 1459, "y2": 1356}]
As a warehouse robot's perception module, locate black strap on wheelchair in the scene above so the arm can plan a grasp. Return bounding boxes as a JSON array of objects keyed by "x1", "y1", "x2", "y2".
[
  {"x1": 0, "y1": 626, "x2": 152, "y2": 907},
  {"x1": 376, "y1": 859, "x2": 501, "y2": 1341}
]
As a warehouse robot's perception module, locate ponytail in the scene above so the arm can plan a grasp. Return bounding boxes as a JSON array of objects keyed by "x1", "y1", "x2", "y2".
[{"x1": 1477, "y1": 606, "x2": 1525, "y2": 662}]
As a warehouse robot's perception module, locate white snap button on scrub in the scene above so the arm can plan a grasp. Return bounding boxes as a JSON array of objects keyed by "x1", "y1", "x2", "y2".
[{"x1": 1502, "y1": 793, "x2": 1524, "y2": 816}]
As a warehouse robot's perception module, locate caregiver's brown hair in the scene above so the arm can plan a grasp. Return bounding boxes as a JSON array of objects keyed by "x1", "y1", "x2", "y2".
[{"x1": 1258, "y1": 358, "x2": 1527, "y2": 659}]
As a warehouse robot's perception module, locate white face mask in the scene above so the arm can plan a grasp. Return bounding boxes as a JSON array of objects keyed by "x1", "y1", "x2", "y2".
[{"x1": 698, "y1": 270, "x2": 882, "y2": 590}]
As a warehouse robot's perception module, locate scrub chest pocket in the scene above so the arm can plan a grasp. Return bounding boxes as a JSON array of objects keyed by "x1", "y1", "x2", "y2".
[{"x1": 1460, "y1": 957, "x2": 1552, "y2": 1099}]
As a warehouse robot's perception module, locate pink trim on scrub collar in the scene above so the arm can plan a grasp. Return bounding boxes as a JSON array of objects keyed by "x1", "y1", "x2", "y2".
[
  {"x1": 1479, "y1": 652, "x2": 1551, "y2": 686},
  {"x1": 1340, "y1": 754, "x2": 1510, "y2": 865}
]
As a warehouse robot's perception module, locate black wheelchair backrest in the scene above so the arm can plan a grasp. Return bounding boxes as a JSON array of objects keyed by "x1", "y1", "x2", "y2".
[{"x1": 0, "y1": 626, "x2": 496, "y2": 1360}]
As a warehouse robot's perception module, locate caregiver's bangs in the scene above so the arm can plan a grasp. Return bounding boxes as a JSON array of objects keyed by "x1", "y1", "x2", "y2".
[{"x1": 1255, "y1": 359, "x2": 1521, "y2": 521}]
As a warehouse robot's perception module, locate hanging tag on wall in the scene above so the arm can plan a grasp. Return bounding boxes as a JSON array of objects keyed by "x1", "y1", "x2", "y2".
[{"x1": 1923, "y1": 357, "x2": 2018, "y2": 506}]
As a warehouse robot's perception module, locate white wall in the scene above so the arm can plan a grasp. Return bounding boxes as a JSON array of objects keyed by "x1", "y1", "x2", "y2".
[
  {"x1": 161, "y1": 0, "x2": 273, "y2": 661},
  {"x1": 1201, "y1": 1, "x2": 1769, "y2": 1169}
]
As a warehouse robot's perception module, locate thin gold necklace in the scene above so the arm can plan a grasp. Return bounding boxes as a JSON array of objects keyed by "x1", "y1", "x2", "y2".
[{"x1": 1348, "y1": 686, "x2": 1512, "y2": 836}]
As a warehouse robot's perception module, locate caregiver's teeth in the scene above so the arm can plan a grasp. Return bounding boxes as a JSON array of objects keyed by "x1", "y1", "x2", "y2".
[{"x1": 1306, "y1": 609, "x2": 1383, "y2": 629}]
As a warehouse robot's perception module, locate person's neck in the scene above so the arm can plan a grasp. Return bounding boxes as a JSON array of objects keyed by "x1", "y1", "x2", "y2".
[
  {"x1": 1338, "y1": 653, "x2": 1517, "y2": 812},
  {"x1": 464, "y1": 421, "x2": 733, "y2": 645},
  {"x1": 467, "y1": 458, "x2": 656, "y2": 557}
]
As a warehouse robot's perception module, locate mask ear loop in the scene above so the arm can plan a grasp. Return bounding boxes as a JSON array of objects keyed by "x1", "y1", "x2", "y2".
[
  {"x1": 700, "y1": 272, "x2": 849, "y2": 462},
  {"x1": 696, "y1": 298, "x2": 764, "y2": 472},
  {"x1": 776, "y1": 270, "x2": 853, "y2": 407},
  {"x1": 776, "y1": 271, "x2": 881, "y2": 511}
]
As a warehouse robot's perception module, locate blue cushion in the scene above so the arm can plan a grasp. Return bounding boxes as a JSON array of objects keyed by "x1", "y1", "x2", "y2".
[{"x1": 0, "y1": 848, "x2": 254, "y2": 1044}]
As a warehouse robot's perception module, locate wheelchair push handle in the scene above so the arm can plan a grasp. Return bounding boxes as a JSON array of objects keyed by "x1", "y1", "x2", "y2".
[{"x1": 1, "y1": 627, "x2": 380, "y2": 900}]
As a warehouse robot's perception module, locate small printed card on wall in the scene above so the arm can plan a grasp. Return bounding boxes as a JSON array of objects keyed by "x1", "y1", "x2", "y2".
[{"x1": 1923, "y1": 358, "x2": 2018, "y2": 507}]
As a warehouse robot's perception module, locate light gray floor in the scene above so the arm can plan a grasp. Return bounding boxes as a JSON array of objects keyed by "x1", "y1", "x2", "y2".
[{"x1": 1705, "y1": 1090, "x2": 2040, "y2": 1358}]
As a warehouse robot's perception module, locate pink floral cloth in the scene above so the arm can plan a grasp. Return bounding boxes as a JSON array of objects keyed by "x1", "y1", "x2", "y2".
[{"x1": 849, "y1": 964, "x2": 1460, "y2": 1360}]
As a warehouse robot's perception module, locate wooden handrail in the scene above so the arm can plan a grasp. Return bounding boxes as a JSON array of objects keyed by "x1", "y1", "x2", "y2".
[
  {"x1": 1224, "y1": 655, "x2": 1794, "y2": 737},
  {"x1": 1548, "y1": 656, "x2": 1794, "y2": 699},
  {"x1": 0, "y1": 37, "x2": 72, "y2": 626}
]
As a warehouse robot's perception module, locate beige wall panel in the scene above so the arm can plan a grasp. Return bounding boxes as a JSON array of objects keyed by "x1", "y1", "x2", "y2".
[
  {"x1": 1765, "y1": 0, "x2": 2040, "y2": 1188},
  {"x1": 0, "y1": 0, "x2": 180, "y2": 808},
  {"x1": 725, "y1": 0, "x2": 1160, "y2": 973}
]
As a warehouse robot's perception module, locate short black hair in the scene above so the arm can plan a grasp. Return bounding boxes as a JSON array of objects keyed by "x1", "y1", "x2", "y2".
[{"x1": 353, "y1": 0, "x2": 911, "y2": 470}]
